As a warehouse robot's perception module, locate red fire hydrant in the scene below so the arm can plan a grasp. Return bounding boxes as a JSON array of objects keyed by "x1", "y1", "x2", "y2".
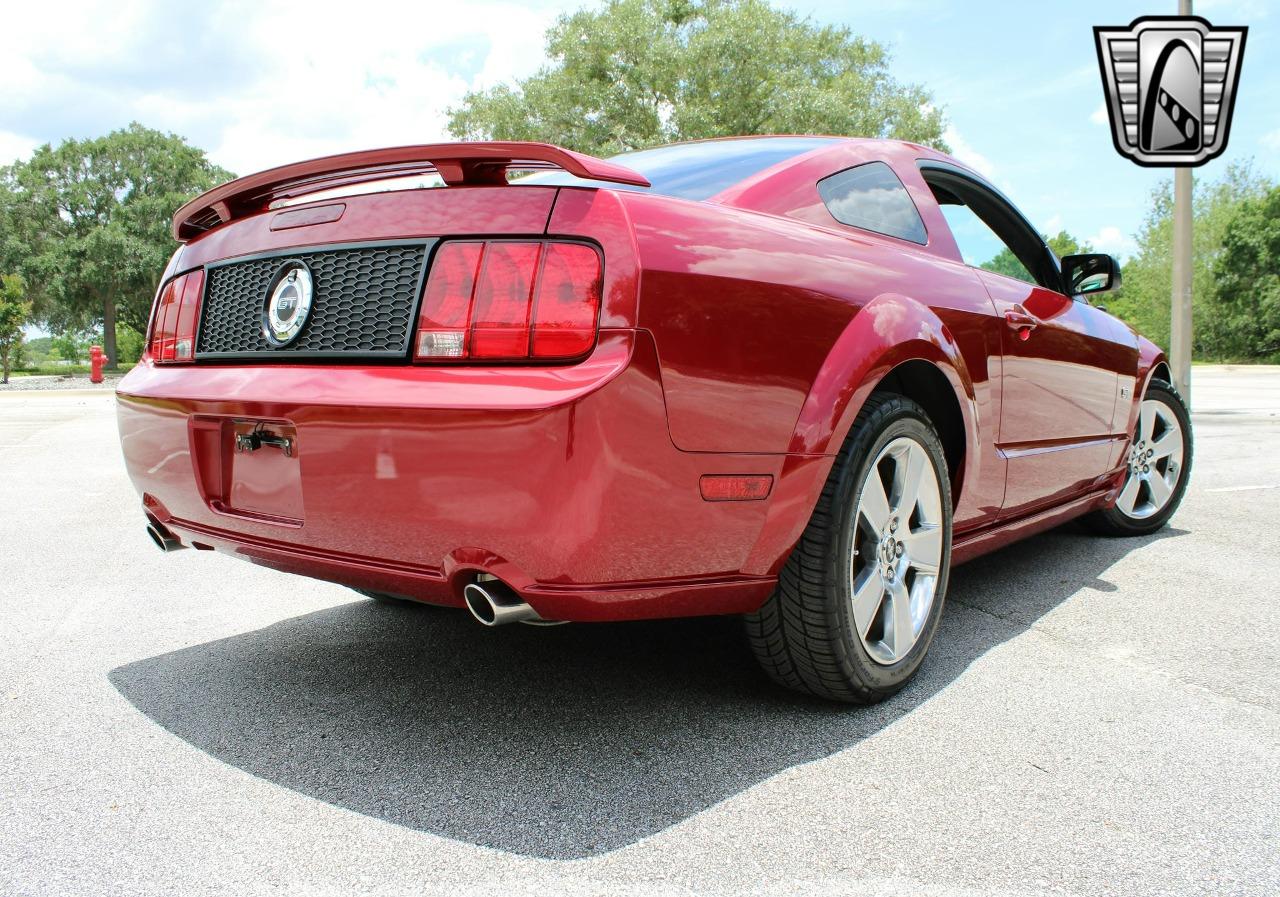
[{"x1": 89, "y1": 345, "x2": 106, "y2": 384}]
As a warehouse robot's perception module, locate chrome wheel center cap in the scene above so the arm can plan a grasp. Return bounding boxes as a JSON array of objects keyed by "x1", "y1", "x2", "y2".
[
  {"x1": 878, "y1": 524, "x2": 905, "y2": 577},
  {"x1": 1129, "y1": 440, "x2": 1148, "y2": 475}
]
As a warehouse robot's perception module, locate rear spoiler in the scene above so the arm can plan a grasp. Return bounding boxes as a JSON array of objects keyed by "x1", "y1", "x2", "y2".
[{"x1": 171, "y1": 141, "x2": 651, "y2": 241}]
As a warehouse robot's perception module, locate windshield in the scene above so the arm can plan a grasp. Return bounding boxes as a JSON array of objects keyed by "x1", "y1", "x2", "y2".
[{"x1": 518, "y1": 136, "x2": 840, "y2": 200}]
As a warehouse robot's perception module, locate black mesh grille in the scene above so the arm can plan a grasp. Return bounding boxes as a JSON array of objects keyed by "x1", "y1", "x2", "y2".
[{"x1": 196, "y1": 242, "x2": 430, "y2": 359}]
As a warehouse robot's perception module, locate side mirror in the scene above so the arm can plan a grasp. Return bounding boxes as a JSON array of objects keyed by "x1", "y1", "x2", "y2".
[{"x1": 1061, "y1": 253, "x2": 1122, "y2": 296}]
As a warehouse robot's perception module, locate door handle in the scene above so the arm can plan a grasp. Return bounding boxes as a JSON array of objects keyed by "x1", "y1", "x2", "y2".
[{"x1": 1005, "y1": 307, "x2": 1039, "y2": 340}]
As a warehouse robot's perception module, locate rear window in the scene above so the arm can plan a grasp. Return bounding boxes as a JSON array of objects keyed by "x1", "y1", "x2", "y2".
[
  {"x1": 817, "y1": 161, "x2": 927, "y2": 244},
  {"x1": 519, "y1": 137, "x2": 839, "y2": 200}
]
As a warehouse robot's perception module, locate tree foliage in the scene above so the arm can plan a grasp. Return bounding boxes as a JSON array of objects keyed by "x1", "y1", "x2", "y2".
[
  {"x1": 0, "y1": 123, "x2": 232, "y2": 366},
  {"x1": 51, "y1": 330, "x2": 92, "y2": 365},
  {"x1": 979, "y1": 230, "x2": 1092, "y2": 284},
  {"x1": 0, "y1": 273, "x2": 32, "y2": 384},
  {"x1": 1110, "y1": 163, "x2": 1273, "y2": 360},
  {"x1": 1045, "y1": 231, "x2": 1093, "y2": 261},
  {"x1": 448, "y1": 0, "x2": 947, "y2": 157},
  {"x1": 1213, "y1": 185, "x2": 1280, "y2": 359}
]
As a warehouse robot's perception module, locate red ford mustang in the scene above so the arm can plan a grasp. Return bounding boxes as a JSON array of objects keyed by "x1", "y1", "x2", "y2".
[{"x1": 117, "y1": 136, "x2": 1191, "y2": 703}]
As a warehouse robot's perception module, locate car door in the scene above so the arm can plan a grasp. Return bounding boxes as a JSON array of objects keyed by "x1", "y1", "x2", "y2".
[
  {"x1": 978, "y1": 271, "x2": 1124, "y2": 515},
  {"x1": 920, "y1": 164, "x2": 1125, "y2": 518}
]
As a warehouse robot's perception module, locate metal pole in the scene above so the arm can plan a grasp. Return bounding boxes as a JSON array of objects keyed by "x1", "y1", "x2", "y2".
[{"x1": 1170, "y1": 0, "x2": 1193, "y2": 400}]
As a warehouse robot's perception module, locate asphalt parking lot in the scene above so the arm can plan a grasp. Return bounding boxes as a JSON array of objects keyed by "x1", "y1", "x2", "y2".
[{"x1": 1, "y1": 366, "x2": 1277, "y2": 897}]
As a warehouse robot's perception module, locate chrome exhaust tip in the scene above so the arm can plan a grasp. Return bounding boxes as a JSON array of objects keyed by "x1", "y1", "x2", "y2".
[
  {"x1": 146, "y1": 520, "x2": 184, "y2": 553},
  {"x1": 463, "y1": 580, "x2": 544, "y2": 627}
]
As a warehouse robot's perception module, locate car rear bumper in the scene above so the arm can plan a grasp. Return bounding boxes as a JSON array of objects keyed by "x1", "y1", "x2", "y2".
[{"x1": 116, "y1": 330, "x2": 780, "y2": 621}]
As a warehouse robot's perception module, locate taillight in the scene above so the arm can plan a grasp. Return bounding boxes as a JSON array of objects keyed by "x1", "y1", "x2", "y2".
[
  {"x1": 414, "y1": 241, "x2": 601, "y2": 361},
  {"x1": 150, "y1": 269, "x2": 205, "y2": 363}
]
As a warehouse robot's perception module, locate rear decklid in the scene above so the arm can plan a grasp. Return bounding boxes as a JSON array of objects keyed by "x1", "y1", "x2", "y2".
[
  {"x1": 172, "y1": 142, "x2": 650, "y2": 241},
  {"x1": 151, "y1": 143, "x2": 644, "y2": 367}
]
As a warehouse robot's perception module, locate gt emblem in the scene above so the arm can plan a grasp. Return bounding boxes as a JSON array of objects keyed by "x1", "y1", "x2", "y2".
[
  {"x1": 263, "y1": 261, "x2": 313, "y2": 346},
  {"x1": 1094, "y1": 16, "x2": 1247, "y2": 167}
]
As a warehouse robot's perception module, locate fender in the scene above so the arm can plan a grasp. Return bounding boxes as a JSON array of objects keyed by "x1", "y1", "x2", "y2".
[
  {"x1": 1122, "y1": 336, "x2": 1171, "y2": 439},
  {"x1": 742, "y1": 293, "x2": 982, "y2": 576},
  {"x1": 1139, "y1": 340, "x2": 1170, "y2": 394}
]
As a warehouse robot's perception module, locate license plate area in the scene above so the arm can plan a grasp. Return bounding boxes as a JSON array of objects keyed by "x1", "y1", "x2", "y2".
[{"x1": 190, "y1": 416, "x2": 304, "y2": 525}]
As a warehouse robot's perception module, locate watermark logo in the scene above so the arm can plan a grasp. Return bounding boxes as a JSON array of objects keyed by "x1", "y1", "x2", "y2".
[{"x1": 1094, "y1": 16, "x2": 1246, "y2": 167}]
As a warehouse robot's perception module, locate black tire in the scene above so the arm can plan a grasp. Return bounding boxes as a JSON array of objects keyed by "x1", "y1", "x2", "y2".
[
  {"x1": 746, "y1": 392, "x2": 953, "y2": 704},
  {"x1": 1085, "y1": 379, "x2": 1192, "y2": 537}
]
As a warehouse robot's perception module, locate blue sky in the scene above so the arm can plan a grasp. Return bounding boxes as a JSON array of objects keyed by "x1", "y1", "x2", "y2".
[
  {"x1": 794, "y1": 0, "x2": 1277, "y2": 258},
  {"x1": 1, "y1": 0, "x2": 1275, "y2": 265}
]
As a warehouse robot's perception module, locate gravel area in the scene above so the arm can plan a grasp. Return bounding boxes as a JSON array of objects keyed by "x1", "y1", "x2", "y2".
[{"x1": 0, "y1": 373, "x2": 127, "y2": 391}]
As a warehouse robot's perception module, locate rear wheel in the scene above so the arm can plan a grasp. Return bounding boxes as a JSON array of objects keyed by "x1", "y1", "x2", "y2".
[
  {"x1": 746, "y1": 392, "x2": 952, "y2": 704},
  {"x1": 1086, "y1": 379, "x2": 1192, "y2": 536}
]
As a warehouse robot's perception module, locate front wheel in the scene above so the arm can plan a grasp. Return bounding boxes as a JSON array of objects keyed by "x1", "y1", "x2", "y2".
[
  {"x1": 746, "y1": 392, "x2": 952, "y2": 704},
  {"x1": 1086, "y1": 380, "x2": 1192, "y2": 536}
]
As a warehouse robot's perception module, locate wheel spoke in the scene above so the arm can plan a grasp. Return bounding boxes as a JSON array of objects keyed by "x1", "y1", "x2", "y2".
[
  {"x1": 1147, "y1": 471, "x2": 1173, "y2": 509},
  {"x1": 851, "y1": 567, "x2": 885, "y2": 637},
  {"x1": 859, "y1": 469, "x2": 891, "y2": 531},
  {"x1": 1150, "y1": 420, "x2": 1182, "y2": 461},
  {"x1": 909, "y1": 558, "x2": 941, "y2": 578},
  {"x1": 1139, "y1": 403, "x2": 1156, "y2": 442},
  {"x1": 1116, "y1": 472, "x2": 1141, "y2": 515},
  {"x1": 895, "y1": 443, "x2": 927, "y2": 517},
  {"x1": 904, "y1": 524, "x2": 942, "y2": 569},
  {"x1": 889, "y1": 580, "x2": 915, "y2": 659}
]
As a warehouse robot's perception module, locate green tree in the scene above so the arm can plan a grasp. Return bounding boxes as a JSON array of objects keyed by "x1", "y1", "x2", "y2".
[
  {"x1": 448, "y1": 0, "x2": 947, "y2": 157},
  {"x1": 0, "y1": 273, "x2": 32, "y2": 384},
  {"x1": 51, "y1": 330, "x2": 89, "y2": 365},
  {"x1": 22, "y1": 335, "x2": 53, "y2": 367},
  {"x1": 979, "y1": 230, "x2": 1092, "y2": 284},
  {"x1": 1214, "y1": 185, "x2": 1280, "y2": 360},
  {"x1": 0, "y1": 123, "x2": 233, "y2": 367},
  {"x1": 1111, "y1": 162, "x2": 1272, "y2": 358},
  {"x1": 115, "y1": 323, "x2": 145, "y2": 365},
  {"x1": 1046, "y1": 231, "x2": 1093, "y2": 260}
]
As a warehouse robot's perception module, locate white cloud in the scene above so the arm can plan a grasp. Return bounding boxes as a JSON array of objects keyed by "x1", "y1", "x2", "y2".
[
  {"x1": 0, "y1": 0, "x2": 574, "y2": 176},
  {"x1": 942, "y1": 125, "x2": 996, "y2": 179},
  {"x1": 1091, "y1": 102, "x2": 1109, "y2": 126},
  {"x1": 1261, "y1": 129, "x2": 1280, "y2": 152},
  {"x1": 1042, "y1": 214, "x2": 1063, "y2": 235},
  {"x1": 1087, "y1": 226, "x2": 1137, "y2": 259},
  {"x1": 0, "y1": 130, "x2": 39, "y2": 165}
]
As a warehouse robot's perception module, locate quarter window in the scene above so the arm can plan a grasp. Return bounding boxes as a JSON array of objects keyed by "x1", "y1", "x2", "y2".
[{"x1": 817, "y1": 162, "x2": 927, "y2": 244}]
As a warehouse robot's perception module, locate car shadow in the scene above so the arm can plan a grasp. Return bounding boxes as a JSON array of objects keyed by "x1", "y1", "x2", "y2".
[{"x1": 110, "y1": 524, "x2": 1185, "y2": 859}]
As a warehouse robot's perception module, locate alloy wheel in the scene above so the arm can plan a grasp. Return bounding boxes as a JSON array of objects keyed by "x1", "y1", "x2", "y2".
[
  {"x1": 1117, "y1": 398, "x2": 1185, "y2": 520},
  {"x1": 850, "y1": 436, "x2": 945, "y2": 665}
]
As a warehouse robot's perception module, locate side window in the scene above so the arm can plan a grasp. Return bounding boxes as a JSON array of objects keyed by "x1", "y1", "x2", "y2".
[
  {"x1": 921, "y1": 165, "x2": 1061, "y2": 292},
  {"x1": 938, "y1": 204, "x2": 1036, "y2": 285},
  {"x1": 817, "y1": 162, "x2": 927, "y2": 244}
]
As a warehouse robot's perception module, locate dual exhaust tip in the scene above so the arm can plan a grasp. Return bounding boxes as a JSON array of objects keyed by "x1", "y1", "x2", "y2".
[{"x1": 145, "y1": 519, "x2": 547, "y2": 628}]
